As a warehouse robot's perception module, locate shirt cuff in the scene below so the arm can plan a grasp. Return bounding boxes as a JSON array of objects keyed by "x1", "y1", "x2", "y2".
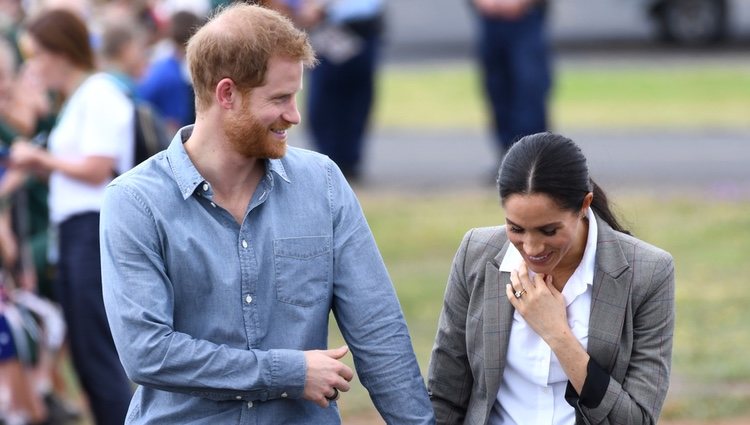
[
  {"x1": 270, "y1": 349, "x2": 306, "y2": 399},
  {"x1": 565, "y1": 358, "x2": 609, "y2": 409}
]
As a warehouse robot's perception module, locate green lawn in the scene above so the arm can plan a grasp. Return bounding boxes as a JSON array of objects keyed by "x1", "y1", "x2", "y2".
[
  {"x1": 334, "y1": 190, "x2": 750, "y2": 421},
  {"x1": 374, "y1": 63, "x2": 750, "y2": 130}
]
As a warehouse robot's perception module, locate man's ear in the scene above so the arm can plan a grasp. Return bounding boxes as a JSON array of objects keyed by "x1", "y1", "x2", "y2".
[{"x1": 215, "y1": 78, "x2": 236, "y2": 109}]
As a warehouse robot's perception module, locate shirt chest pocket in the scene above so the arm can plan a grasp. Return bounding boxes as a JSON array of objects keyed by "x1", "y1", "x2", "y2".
[{"x1": 273, "y1": 236, "x2": 332, "y2": 307}]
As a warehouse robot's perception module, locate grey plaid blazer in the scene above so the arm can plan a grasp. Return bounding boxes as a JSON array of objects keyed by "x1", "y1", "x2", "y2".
[{"x1": 427, "y1": 214, "x2": 674, "y2": 425}]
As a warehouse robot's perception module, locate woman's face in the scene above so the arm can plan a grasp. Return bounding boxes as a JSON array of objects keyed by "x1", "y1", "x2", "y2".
[
  {"x1": 21, "y1": 35, "x2": 65, "y2": 90},
  {"x1": 503, "y1": 192, "x2": 591, "y2": 276},
  {"x1": 0, "y1": 57, "x2": 13, "y2": 100}
]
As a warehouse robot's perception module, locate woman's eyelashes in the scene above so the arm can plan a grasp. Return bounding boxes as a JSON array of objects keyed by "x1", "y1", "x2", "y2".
[
  {"x1": 541, "y1": 228, "x2": 557, "y2": 236},
  {"x1": 507, "y1": 225, "x2": 558, "y2": 237}
]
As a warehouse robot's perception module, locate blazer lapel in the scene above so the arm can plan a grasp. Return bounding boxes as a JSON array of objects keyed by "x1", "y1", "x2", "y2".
[
  {"x1": 587, "y1": 216, "x2": 632, "y2": 372},
  {"x1": 484, "y1": 242, "x2": 514, "y2": 413}
]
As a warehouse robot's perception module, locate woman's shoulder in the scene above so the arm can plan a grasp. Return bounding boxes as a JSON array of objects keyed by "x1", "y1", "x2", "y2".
[
  {"x1": 79, "y1": 73, "x2": 129, "y2": 98},
  {"x1": 458, "y1": 225, "x2": 509, "y2": 262},
  {"x1": 465, "y1": 225, "x2": 507, "y2": 244},
  {"x1": 598, "y1": 225, "x2": 675, "y2": 294},
  {"x1": 595, "y1": 214, "x2": 672, "y2": 264},
  {"x1": 609, "y1": 229, "x2": 673, "y2": 264}
]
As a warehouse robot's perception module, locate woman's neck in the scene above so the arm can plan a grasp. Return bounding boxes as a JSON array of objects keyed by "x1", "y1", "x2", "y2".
[{"x1": 62, "y1": 68, "x2": 91, "y2": 98}]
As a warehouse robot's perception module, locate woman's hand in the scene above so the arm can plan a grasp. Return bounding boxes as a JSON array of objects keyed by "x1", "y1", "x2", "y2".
[
  {"x1": 505, "y1": 262, "x2": 568, "y2": 341},
  {"x1": 10, "y1": 140, "x2": 47, "y2": 170},
  {"x1": 505, "y1": 262, "x2": 590, "y2": 393}
]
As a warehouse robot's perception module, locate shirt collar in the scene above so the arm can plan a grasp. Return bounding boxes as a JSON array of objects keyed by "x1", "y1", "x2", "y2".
[
  {"x1": 167, "y1": 125, "x2": 291, "y2": 200},
  {"x1": 267, "y1": 156, "x2": 291, "y2": 184},
  {"x1": 498, "y1": 207, "x2": 598, "y2": 289}
]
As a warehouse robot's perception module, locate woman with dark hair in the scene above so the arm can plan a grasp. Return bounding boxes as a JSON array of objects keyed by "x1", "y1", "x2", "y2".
[
  {"x1": 428, "y1": 132, "x2": 674, "y2": 424},
  {"x1": 9, "y1": 8, "x2": 133, "y2": 425}
]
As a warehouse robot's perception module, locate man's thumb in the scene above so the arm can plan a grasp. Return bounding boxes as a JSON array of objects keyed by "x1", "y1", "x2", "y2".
[{"x1": 326, "y1": 345, "x2": 349, "y2": 359}]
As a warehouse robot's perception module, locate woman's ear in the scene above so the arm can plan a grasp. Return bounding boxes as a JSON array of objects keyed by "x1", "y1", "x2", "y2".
[{"x1": 581, "y1": 192, "x2": 594, "y2": 216}]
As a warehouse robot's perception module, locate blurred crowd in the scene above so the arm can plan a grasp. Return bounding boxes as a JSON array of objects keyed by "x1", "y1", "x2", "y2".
[{"x1": 0, "y1": 0, "x2": 212, "y2": 423}]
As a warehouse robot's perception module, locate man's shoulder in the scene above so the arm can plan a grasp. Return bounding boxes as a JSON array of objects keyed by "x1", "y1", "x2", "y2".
[
  {"x1": 139, "y1": 58, "x2": 185, "y2": 92},
  {"x1": 108, "y1": 153, "x2": 174, "y2": 200},
  {"x1": 146, "y1": 56, "x2": 181, "y2": 74},
  {"x1": 282, "y1": 146, "x2": 336, "y2": 175},
  {"x1": 285, "y1": 145, "x2": 331, "y2": 162}
]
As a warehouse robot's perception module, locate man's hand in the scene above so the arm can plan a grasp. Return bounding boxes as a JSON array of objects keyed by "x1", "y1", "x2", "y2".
[
  {"x1": 303, "y1": 345, "x2": 354, "y2": 408},
  {"x1": 296, "y1": 0, "x2": 326, "y2": 29},
  {"x1": 474, "y1": 0, "x2": 535, "y2": 20}
]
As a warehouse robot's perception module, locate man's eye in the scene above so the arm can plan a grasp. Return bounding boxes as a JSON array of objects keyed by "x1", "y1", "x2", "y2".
[
  {"x1": 541, "y1": 229, "x2": 557, "y2": 236},
  {"x1": 509, "y1": 226, "x2": 523, "y2": 234}
]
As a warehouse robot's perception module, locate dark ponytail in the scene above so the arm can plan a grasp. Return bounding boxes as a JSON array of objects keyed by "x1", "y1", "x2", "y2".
[
  {"x1": 498, "y1": 132, "x2": 630, "y2": 235},
  {"x1": 589, "y1": 179, "x2": 630, "y2": 235}
]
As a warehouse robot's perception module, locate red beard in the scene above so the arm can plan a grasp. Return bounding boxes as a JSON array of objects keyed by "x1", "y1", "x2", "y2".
[{"x1": 224, "y1": 111, "x2": 289, "y2": 159}]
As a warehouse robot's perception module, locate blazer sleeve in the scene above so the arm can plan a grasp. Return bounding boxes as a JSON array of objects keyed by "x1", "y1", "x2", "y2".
[
  {"x1": 428, "y1": 229, "x2": 475, "y2": 425},
  {"x1": 572, "y1": 251, "x2": 675, "y2": 424}
]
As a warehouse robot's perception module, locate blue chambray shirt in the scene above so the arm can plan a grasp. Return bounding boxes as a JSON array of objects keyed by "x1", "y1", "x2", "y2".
[{"x1": 100, "y1": 127, "x2": 435, "y2": 424}]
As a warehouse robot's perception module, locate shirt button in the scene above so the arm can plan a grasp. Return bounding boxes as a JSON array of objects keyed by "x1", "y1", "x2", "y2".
[
  {"x1": 242, "y1": 240, "x2": 248, "y2": 248},
  {"x1": 202, "y1": 183, "x2": 209, "y2": 191},
  {"x1": 245, "y1": 295, "x2": 252, "y2": 304},
  {"x1": 281, "y1": 392, "x2": 288, "y2": 398},
  {"x1": 235, "y1": 395, "x2": 242, "y2": 400},
  {"x1": 247, "y1": 401, "x2": 253, "y2": 408},
  {"x1": 210, "y1": 202, "x2": 216, "y2": 208}
]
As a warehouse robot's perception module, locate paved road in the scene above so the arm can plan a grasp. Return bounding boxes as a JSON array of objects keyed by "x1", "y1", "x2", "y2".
[
  {"x1": 290, "y1": 127, "x2": 750, "y2": 197},
  {"x1": 291, "y1": 3, "x2": 750, "y2": 198},
  {"x1": 382, "y1": 0, "x2": 750, "y2": 62}
]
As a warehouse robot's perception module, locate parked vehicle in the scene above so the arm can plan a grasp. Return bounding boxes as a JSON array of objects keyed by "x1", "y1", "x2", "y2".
[
  {"x1": 550, "y1": 0, "x2": 747, "y2": 46},
  {"x1": 649, "y1": 0, "x2": 728, "y2": 45}
]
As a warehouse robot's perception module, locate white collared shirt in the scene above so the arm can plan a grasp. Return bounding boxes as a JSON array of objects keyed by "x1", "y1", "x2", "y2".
[
  {"x1": 48, "y1": 73, "x2": 134, "y2": 224},
  {"x1": 490, "y1": 208, "x2": 598, "y2": 425}
]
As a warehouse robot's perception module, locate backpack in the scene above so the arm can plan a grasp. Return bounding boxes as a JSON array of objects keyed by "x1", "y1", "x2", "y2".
[
  {"x1": 132, "y1": 101, "x2": 170, "y2": 166},
  {"x1": 106, "y1": 73, "x2": 170, "y2": 168}
]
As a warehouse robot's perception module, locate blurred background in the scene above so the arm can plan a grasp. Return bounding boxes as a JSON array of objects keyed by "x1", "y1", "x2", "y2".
[
  {"x1": 386, "y1": 0, "x2": 750, "y2": 60},
  {"x1": 308, "y1": 1, "x2": 750, "y2": 424},
  {"x1": 0, "y1": 0, "x2": 748, "y2": 423}
]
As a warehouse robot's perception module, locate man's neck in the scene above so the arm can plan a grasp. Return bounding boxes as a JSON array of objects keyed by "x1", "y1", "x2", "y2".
[{"x1": 184, "y1": 122, "x2": 266, "y2": 223}]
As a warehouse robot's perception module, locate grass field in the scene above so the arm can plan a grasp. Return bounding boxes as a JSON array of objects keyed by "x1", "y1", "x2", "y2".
[
  {"x1": 334, "y1": 190, "x2": 750, "y2": 422},
  {"x1": 331, "y1": 56, "x2": 750, "y2": 421},
  {"x1": 373, "y1": 62, "x2": 750, "y2": 130}
]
